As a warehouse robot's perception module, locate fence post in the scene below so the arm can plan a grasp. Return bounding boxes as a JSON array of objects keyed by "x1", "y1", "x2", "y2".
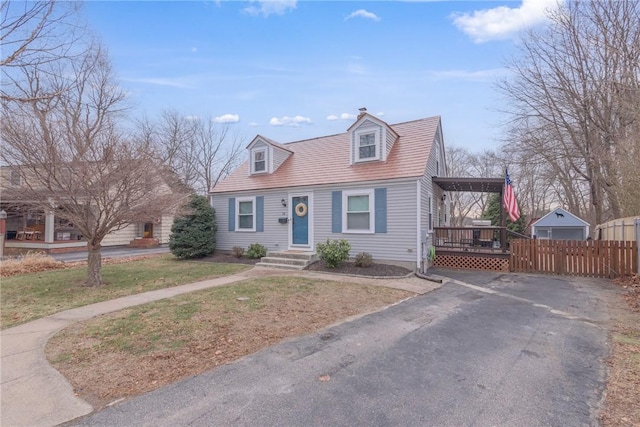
[{"x1": 634, "y1": 218, "x2": 640, "y2": 274}]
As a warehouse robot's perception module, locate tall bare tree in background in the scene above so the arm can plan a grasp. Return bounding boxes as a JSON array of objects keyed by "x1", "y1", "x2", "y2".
[
  {"x1": 1, "y1": 42, "x2": 188, "y2": 286},
  {"x1": 498, "y1": 0, "x2": 640, "y2": 226},
  {"x1": 445, "y1": 146, "x2": 504, "y2": 226},
  {"x1": 136, "y1": 112, "x2": 244, "y2": 195},
  {"x1": 1, "y1": 0, "x2": 84, "y2": 100}
]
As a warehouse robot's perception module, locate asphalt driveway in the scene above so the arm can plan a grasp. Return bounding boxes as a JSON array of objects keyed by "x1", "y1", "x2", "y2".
[{"x1": 71, "y1": 270, "x2": 618, "y2": 426}]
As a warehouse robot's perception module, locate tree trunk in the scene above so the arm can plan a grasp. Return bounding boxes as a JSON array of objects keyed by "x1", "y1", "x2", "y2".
[{"x1": 86, "y1": 241, "x2": 103, "y2": 287}]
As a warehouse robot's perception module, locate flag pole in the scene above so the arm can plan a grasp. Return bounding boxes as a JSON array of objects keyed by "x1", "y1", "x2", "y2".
[{"x1": 500, "y1": 168, "x2": 507, "y2": 253}]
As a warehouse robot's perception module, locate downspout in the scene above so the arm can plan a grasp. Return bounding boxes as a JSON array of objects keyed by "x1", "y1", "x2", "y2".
[{"x1": 416, "y1": 180, "x2": 422, "y2": 273}]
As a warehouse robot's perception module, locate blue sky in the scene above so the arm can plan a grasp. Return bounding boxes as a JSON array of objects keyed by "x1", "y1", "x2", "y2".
[{"x1": 83, "y1": 0, "x2": 558, "y2": 151}]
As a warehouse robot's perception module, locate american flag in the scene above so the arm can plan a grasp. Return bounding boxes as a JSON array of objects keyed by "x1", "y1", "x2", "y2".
[{"x1": 503, "y1": 169, "x2": 520, "y2": 222}]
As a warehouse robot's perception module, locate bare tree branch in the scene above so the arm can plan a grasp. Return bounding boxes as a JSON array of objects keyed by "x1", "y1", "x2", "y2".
[{"x1": 1, "y1": 42, "x2": 188, "y2": 286}]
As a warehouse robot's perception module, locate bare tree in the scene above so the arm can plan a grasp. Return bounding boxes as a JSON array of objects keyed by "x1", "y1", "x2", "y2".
[
  {"x1": 190, "y1": 119, "x2": 244, "y2": 194},
  {"x1": 1, "y1": 1, "x2": 85, "y2": 100},
  {"x1": 136, "y1": 113, "x2": 244, "y2": 195},
  {"x1": 444, "y1": 146, "x2": 504, "y2": 225},
  {"x1": 1, "y1": 42, "x2": 188, "y2": 286},
  {"x1": 498, "y1": 0, "x2": 640, "y2": 224}
]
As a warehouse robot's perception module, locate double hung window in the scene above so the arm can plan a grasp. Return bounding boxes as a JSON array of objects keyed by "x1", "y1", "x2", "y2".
[
  {"x1": 343, "y1": 190, "x2": 374, "y2": 233},
  {"x1": 358, "y1": 133, "x2": 376, "y2": 160},
  {"x1": 237, "y1": 197, "x2": 255, "y2": 231},
  {"x1": 253, "y1": 150, "x2": 266, "y2": 173}
]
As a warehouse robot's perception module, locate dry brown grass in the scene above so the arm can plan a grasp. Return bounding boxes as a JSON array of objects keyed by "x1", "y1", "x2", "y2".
[
  {"x1": 600, "y1": 275, "x2": 640, "y2": 427},
  {"x1": 0, "y1": 252, "x2": 65, "y2": 277},
  {"x1": 46, "y1": 276, "x2": 414, "y2": 409}
]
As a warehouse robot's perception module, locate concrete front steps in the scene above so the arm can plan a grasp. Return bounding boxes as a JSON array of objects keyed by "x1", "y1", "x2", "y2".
[{"x1": 256, "y1": 251, "x2": 318, "y2": 270}]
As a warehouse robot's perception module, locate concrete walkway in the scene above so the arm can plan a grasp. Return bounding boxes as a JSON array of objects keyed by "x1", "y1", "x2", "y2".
[{"x1": 0, "y1": 267, "x2": 440, "y2": 427}]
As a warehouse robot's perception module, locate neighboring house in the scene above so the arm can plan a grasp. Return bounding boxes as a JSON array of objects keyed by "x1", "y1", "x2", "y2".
[
  {"x1": 0, "y1": 166, "x2": 176, "y2": 254},
  {"x1": 210, "y1": 110, "x2": 450, "y2": 270},
  {"x1": 531, "y1": 208, "x2": 590, "y2": 240}
]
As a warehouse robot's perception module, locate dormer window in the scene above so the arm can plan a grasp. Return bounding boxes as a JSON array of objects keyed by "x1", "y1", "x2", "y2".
[
  {"x1": 359, "y1": 133, "x2": 376, "y2": 159},
  {"x1": 252, "y1": 149, "x2": 266, "y2": 173},
  {"x1": 354, "y1": 128, "x2": 381, "y2": 162},
  {"x1": 246, "y1": 136, "x2": 292, "y2": 176}
]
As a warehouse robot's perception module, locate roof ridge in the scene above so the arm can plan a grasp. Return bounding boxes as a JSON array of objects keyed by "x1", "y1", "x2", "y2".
[{"x1": 278, "y1": 115, "x2": 440, "y2": 146}]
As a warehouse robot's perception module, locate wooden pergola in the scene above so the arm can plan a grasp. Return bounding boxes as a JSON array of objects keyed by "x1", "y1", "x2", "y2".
[{"x1": 432, "y1": 176, "x2": 508, "y2": 253}]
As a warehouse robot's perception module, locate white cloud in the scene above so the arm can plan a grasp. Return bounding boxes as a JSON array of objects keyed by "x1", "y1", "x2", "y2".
[
  {"x1": 375, "y1": 112, "x2": 384, "y2": 117},
  {"x1": 269, "y1": 115, "x2": 312, "y2": 127},
  {"x1": 428, "y1": 68, "x2": 509, "y2": 81},
  {"x1": 191, "y1": 47, "x2": 198, "y2": 53},
  {"x1": 345, "y1": 9, "x2": 381, "y2": 22},
  {"x1": 326, "y1": 113, "x2": 357, "y2": 121},
  {"x1": 248, "y1": 122, "x2": 259, "y2": 127},
  {"x1": 347, "y1": 62, "x2": 368, "y2": 75},
  {"x1": 122, "y1": 77, "x2": 195, "y2": 89},
  {"x1": 243, "y1": 0, "x2": 297, "y2": 17},
  {"x1": 213, "y1": 114, "x2": 240, "y2": 123},
  {"x1": 184, "y1": 115, "x2": 200, "y2": 121},
  {"x1": 451, "y1": 0, "x2": 560, "y2": 43}
]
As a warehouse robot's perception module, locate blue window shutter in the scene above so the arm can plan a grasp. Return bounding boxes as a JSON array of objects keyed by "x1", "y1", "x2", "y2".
[
  {"x1": 228, "y1": 198, "x2": 235, "y2": 231},
  {"x1": 332, "y1": 191, "x2": 342, "y2": 233},
  {"x1": 256, "y1": 196, "x2": 264, "y2": 232},
  {"x1": 375, "y1": 188, "x2": 387, "y2": 233}
]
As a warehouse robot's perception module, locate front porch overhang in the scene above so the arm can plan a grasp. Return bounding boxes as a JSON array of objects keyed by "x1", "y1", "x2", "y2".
[{"x1": 432, "y1": 177, "x2": 504, "y2": 193}]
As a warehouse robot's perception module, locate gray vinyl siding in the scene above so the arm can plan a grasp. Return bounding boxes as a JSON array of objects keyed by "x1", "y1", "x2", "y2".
[
  {"x1": 316, "y1": 179, "x2": 418, "y2": 264},
  {"x1": 212, "y1": 178, "x2": 419, "y2": 265},
  {"x1": 212, "y1": 188, "x2": 290, "y2": 252},
  {"x1": 272, "y1": 147, "x2": 290, "y2": 172},
  {"x1": 420, "y1": 175, "x2": 431, "y2": 232},
  {"x1": 385, "y1": 131, "x2": 396, "y2": 159}
]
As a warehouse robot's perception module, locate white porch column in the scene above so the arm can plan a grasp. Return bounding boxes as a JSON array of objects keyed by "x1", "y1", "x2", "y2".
[{"x1": 45, "y1": 210, "x2": 55, "y2": 243}]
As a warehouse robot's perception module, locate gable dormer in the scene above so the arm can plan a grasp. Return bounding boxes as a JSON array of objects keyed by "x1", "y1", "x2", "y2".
[
  {"x1": 246, "y1": 135, "x2": 292, "y2": 176},
  {"x1": 347, "y1": 109, "x2": 399, "y2": 165}
]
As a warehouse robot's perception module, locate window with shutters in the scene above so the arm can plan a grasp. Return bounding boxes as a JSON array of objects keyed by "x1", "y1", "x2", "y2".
[
  {"x1": 342, "y1": 189, "x2": 375, "y2": 233},
  {"x1": 236, "y1": 197, "x2": 255, "y2": 231}
]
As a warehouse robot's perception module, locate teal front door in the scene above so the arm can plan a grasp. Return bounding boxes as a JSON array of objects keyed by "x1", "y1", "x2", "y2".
[{"x1": 292, "y1": 196, "x2": 309, "y2": 245}]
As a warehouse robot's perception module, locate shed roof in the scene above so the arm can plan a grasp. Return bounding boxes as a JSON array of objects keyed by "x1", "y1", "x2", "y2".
[
  {"x1": 531, "y1": 208, "x2": 590, "y2": 228},
  {"x1": 211, "y1": 116, "x2": 441, "y2": 193}
]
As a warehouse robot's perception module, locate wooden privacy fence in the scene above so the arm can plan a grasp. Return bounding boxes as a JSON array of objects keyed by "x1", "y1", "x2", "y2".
[{"x1": 510, "y1": 239, "x2": 637, "y2": 278}]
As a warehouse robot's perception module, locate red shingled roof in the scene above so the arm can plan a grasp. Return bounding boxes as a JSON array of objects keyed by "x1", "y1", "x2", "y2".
[{"x1": 211, "y1": 115, "x2": 441, "y2": 193}]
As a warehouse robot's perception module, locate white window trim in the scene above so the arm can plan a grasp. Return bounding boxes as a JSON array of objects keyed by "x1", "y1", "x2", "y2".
[
  {"x1": 236, "y1": 196, "x2": 256, "y2": 232},
  {"x1": 251, "y1": 148, "x2": 268, "y2": 174},
  {"x1": 354, "y1": 129, "x2": 381, "y2": 163},
  {"x1": 342, "y1": 189, "x2": 375, "y2": 234}
]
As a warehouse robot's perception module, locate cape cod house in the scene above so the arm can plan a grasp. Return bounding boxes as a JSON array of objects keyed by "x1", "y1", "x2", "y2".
[{"x1": 210, "y1": 110, "x2": 450, "y2": 271}]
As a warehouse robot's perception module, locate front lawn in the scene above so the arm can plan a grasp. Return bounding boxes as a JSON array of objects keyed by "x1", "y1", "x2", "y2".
[
  {"x1": 45, "y1": 276, "x2": 414, "y2": 408},
  {"x1": 1, "y1": 255, "x2": 251, "y2": 329}
]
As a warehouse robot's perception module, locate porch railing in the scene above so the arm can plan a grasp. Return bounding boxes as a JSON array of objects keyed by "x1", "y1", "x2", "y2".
[{"x1": 433, "y1": 227, "x2": 507, "y2": 252}]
